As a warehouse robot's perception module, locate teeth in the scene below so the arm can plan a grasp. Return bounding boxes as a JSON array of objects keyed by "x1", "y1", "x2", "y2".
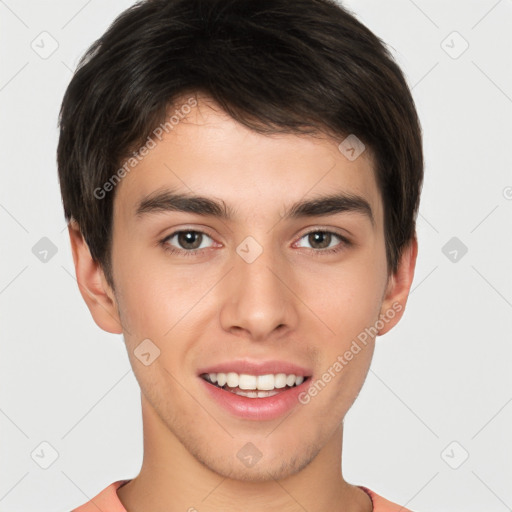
[
  {"x1": 239, "y1": 374, "x2": 257, "y2": 390},
  {"x1": 227, "y1": 389, "x2": 280, "y2": 398},
  {"x1": 203, "y1": 372, "x2": 306, "y2": 390},
  {"x1": 226, "y1": 372, "x2": 238, "y2": 388},
  {"x1": 257, "y1": 374, "x2": 274, "y2": 390},
  {"x1": 274, "y1": 373, "x2": 287, "y2": 388},
  {"x1": 286, "y1": 374, "x2": 296, "y2": 387}
]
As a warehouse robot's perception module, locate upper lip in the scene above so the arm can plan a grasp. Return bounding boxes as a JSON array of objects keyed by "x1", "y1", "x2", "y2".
[{"x1": 197, "y1": 359, "x2": 312, "y2": 377}]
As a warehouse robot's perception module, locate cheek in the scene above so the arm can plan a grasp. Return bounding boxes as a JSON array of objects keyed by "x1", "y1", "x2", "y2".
[
  {"x1": 112, "y1": 224, "x2": 387, "y2": 348},
  {"x1": 302, "y1": 270, "x2": 380, "y2": 415},
  {"x1": 298, "y1": 255, "x2": 386, "y2": 341},
  {"x1": 113, "y1": 248, "x2": 217, "y2": 340}
]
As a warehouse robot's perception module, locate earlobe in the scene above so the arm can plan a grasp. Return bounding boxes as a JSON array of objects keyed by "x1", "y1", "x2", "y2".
[
  {"x1": 377, "y1": 236, "x2": 418, "y2": 336},
  {"x1": 67, "y1": 219, "x2": 123, "y2": 334}
]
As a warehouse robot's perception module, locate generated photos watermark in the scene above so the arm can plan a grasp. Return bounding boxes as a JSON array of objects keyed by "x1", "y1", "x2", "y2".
[
  {"x1": 94, "y1": 97, "x2": 198, "y2": 200},
  {"x1": 298, "y1": 301, "x2": 402, "y2": 405}
]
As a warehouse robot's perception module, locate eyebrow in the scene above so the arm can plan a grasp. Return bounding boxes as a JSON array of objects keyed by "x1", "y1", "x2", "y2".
[{"x1": 135, "y1": 188, "x2": 374, "y2": 225}]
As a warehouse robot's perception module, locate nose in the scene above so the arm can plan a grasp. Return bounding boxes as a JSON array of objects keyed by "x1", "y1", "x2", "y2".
[{"x1": 219, "y1": 241, "x2": 299, "y2": 341}]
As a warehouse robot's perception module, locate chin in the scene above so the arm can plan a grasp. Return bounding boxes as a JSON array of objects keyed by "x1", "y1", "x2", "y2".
[{"x1": 192, "y1": 439, "x2": 320, "y2": 483}]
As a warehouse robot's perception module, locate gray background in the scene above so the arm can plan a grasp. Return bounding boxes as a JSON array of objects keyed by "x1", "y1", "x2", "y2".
[{"x1": 0, "y1": 0, "x2": 511, "y2": 511}]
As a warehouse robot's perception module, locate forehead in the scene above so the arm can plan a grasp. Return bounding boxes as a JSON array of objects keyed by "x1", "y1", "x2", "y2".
[{"x1": 113, "y1": 97, "x2": 383, "y2": 224}]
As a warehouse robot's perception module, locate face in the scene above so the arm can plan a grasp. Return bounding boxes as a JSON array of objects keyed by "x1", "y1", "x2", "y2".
[{"x1": 73, "y1": 95, "x2": 415, "y2": 482}]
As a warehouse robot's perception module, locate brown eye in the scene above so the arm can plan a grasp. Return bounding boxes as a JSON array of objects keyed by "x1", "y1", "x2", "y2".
[
  {"x1": 307, "y1": 231, "x2": 332, "y2": 249},
  {"x1": 164, "y1": 230, "x2": 214, "y2": 251},
  {"x1": 296, "y1": 230, "x2": 343, "y2": 250},
  {"x1": 177, "y1": 231, "x2": 202, "y2": 249}
]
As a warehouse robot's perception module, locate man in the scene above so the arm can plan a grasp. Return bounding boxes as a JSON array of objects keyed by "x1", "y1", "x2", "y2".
[{"x1": 58, "y1": 0, "x2": 423, "y2": 510}]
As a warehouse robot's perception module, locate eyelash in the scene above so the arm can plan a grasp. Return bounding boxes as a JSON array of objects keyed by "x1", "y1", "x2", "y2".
[
  {"x1": 160, "y1": 228, "x2": 352, "y2": 257},
  {"x1": 294, "y1": 229, "x2": 351, "y2": 256}
]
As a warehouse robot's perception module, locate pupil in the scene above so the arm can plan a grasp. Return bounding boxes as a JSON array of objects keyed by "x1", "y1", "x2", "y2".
[
  {"x1": 309, "y1": 231, "x2": 330, "y2": 249},
  {"x1": 178, "y1": 231, "x2": 201, "y2": 249}
]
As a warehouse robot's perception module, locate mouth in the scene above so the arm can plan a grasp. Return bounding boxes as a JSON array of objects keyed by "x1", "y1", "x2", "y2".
[{"x1": 200, "y1": 372, "x2": 310, "y2": 398}]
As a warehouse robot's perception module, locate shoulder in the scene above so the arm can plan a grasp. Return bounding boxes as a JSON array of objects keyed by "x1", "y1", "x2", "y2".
[
  {"x1": 358, "y1": 486, "x2": 415, "y2": 512},
  {"x1": 71, "y1": 480, "x2": 130, "y2": 512},
  {"x1": 70, "y1": 481, "x2": 414, "y2": 512}
]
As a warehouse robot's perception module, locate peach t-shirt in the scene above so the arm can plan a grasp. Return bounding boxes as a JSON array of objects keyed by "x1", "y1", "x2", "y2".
[{"x1": 71, "y1": 480, "x2": 413, "y2": 511}]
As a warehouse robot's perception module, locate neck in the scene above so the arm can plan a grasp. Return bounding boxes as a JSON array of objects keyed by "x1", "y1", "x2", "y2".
[{"x1": 117, "y1": 393, "x2": 372, "y2": 512}]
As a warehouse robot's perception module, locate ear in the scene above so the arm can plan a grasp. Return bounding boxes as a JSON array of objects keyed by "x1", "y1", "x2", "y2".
[
  {"x1": 377, "y1": 236, "x2": 418, "y2": 336},
  {"x1": 67, "y1": 219, "x2": 123, "y2": 334}
]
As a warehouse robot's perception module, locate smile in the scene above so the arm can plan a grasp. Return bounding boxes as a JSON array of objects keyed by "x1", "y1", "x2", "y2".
[
  {"x1": 201, "y1": 372, "x2": 307, "y2": 398},
  {"x1": 198, "y1": 370, "x2": 311, "y2": 420}
]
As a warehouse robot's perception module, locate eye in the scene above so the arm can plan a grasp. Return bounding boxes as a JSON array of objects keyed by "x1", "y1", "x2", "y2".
[
  {"x1": 162, "y1": 230, "x2": 215, "y2": 253},
  {"x1": 295, "y1": 230, "x2": 349, "y2": 253}
]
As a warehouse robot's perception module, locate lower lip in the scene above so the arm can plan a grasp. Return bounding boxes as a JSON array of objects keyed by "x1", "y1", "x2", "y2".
[{"x1": 199, "y1": 376, "x2": 311, "y2": 421}]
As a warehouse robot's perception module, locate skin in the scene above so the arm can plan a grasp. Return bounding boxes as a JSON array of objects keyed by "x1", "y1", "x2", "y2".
[{"x1": 68, "y1": 95, "x2": 417, "y2": 512}]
